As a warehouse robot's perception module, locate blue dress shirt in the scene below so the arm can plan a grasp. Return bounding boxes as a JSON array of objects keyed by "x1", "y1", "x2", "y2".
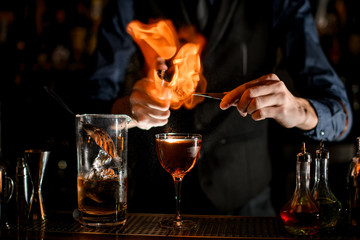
[{"x1": 88, "y1": 0, "x2": 352, "y2": 142}]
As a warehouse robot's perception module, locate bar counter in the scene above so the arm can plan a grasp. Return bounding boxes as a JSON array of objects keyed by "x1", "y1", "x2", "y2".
[{"x1": 0, "y1": 212, "x2": 357, "y2": 240}]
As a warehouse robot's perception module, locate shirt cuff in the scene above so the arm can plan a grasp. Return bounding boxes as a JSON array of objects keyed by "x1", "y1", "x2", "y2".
[{"x1": 301, "y1": 99, "x2": 347, "y2": 141}]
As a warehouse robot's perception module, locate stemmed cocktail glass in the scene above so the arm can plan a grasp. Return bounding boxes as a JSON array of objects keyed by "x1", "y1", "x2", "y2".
[{"x1": 155, "y1": 133, "x2": 202, "y2": 229}]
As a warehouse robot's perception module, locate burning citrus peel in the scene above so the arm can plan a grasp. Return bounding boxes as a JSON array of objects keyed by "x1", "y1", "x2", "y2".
[
  {"x1": 83, "y1": 122, "x2": 117, "y2": 159},
  {"x1": 127, "y1": 20, "x2": 207, "y2": 110}
]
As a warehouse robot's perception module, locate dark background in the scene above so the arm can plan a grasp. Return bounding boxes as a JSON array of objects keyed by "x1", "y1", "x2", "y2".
[{"x1": 0, "y1": 0, "x2": 359, "y2": 216}]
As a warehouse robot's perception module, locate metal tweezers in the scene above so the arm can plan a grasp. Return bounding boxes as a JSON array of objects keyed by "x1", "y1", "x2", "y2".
[
  {"x1": 192, "y1": 93, "x2": 226, "y2": 100},
  {"x1": 157, "y1": 70, "x2": 227, "y2": 101}
]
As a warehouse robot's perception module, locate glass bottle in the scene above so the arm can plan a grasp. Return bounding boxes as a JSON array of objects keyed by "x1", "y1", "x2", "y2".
[
  {"x1": 312, "y1": 141, "x2": 342, "y2": 230},
  {"x1": 280, "y1": 142, "x2": 321, "y2": 235},
  {"x1": 347, "y1": 137, "x2": 360, "y2": 229}
]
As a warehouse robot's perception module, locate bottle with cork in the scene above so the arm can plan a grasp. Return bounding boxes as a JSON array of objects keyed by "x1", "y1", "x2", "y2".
[
  {"x1": 280, "y1": 142, "x2": 321, "y2": 235},
  {"x1": 312, "y1": 140, "x2": 342, "y2": 231}
]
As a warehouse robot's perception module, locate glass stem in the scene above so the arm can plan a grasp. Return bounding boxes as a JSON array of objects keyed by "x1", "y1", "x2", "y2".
[{"x1": 173, "y1": 177, "x2": 182, "y2": 223}]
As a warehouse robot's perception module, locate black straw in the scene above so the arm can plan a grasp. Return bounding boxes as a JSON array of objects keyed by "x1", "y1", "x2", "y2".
[{"x1": 43, "y1": 86, "x2": 75, "y2": 115}]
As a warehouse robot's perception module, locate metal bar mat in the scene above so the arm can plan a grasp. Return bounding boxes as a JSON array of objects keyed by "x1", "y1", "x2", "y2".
[
  {"x1": 4, "y1": 214, "x2": 291, "y2": 238},
  {"x1": 4, "y1": 214, "x2": 344, "y2": 239}
]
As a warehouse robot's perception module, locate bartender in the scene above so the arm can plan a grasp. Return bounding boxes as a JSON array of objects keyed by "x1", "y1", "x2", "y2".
[{"x1": 86, "y1": 0, "x2": 352, "y2": 216}]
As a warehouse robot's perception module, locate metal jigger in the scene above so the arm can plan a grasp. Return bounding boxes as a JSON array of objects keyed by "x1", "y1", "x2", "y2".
[{"x1": 24, "y1": 149, "x2": 50, "y2": 221}]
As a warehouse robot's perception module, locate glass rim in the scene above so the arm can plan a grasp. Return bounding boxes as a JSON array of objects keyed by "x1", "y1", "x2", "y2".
[
  {"x1": 155, "y1": 133, "x2": 202, "y2": 139},
  {"x1": 76, "y1": 113, "x2": 131, "y2": 121},
  {"x1": 24, "y1": 149, "x2": 50, "y2": 153}
]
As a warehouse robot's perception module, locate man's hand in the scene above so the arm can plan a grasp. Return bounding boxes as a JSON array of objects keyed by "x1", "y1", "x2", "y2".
[
  {"x1": 128, "y1": 77, "x2": 171, "y2": 130},
  {"x1": 220, "y1": 74, "x2": 318, "y2": 130},
  {"x1": 111, "y1": 57, "x2": 171, "y2": 130}
]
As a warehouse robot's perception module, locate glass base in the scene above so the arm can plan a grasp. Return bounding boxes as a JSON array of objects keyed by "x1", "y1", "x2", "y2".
[
  {"x1": 159, "y1": 218, "x2": 197, "y2": 229},
  {"x1": 73, "y1": 209, "x2": 126, "y2": 227},
  {"x1": 284, "y1": 225, "x2": 319, "y2": 235}
]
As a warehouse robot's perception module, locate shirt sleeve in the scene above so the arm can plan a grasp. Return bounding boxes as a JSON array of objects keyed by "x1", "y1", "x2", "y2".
[
  {"x1": 87, "y1": 0, "x2": 136, "y2": 102},
  {"x1": 272, "y1": 0, "x2": 352, "y2": 141}
]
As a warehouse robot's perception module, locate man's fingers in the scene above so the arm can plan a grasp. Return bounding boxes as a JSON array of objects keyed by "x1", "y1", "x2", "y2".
[
  {"x1": 225, "y1": 79, "x2": 283, "y2": 114},
  {"x1": 220, "y1": 86, "x2": 245, "y2": 110},
  {"x1": 246, "y1": 94, "x2": 282, "y2": 115},
  {"x1": 132, "y1": 103, "x2": 170, "y2": 120},
  {"x1": 156, "y1": 57, "x2": 168, "y2": 71},
  {"x1": 220, "y1": 74, "x2": 280, "y2": 110},
  {"x1": 250, "y1": 106, "x2": 277, "y2": 121}
]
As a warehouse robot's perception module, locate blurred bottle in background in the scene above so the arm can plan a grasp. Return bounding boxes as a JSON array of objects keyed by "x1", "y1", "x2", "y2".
[{"x1": 346, "y1": 137, "x2": 360, "y2": 232}]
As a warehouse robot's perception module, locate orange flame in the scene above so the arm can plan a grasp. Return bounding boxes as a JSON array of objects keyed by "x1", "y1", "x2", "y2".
[{"x1": 127, "y1": 20, "x2": 206, "y2": 109}]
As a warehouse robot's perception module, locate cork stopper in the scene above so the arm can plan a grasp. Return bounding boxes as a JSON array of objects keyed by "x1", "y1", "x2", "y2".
[
  {"x1": 316, "y1": 140, "x2": 329, "y2": 159},
  {"x1": 297, "y1": 142, "x2": 312, "y2": 162}
]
